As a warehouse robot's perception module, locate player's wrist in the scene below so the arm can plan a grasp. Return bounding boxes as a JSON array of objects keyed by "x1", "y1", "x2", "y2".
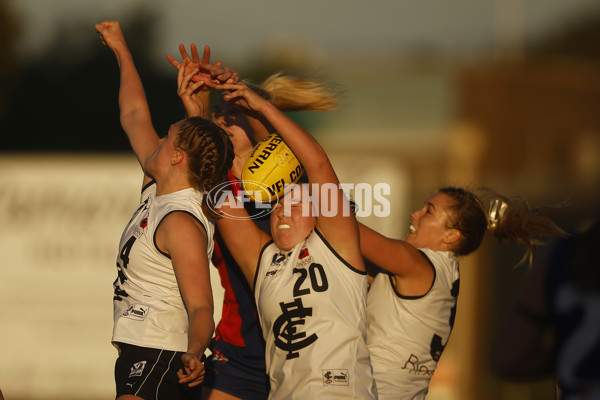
[
  {"x1": 259, "y1": 100, "x2": 278, "y2": 116},
  {"x1": 182, "y1": 351, "x2": 199, "y2": 360}
]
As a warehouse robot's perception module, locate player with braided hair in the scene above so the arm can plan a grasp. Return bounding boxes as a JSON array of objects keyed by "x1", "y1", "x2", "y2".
[
  {"x1": 171, "y1": 117, "x2": 233, "y2": 219},
  {"x1": 96, "y1": 21, "x2": 234, "y2": 400},
  {"x1": 167, "y1": 45, "x2": 342, "y2": 400},
  {"x1": 171, "y1": 53, "x2": 375, "y2": 397},
  {"x1": 361, "y1": 187, "x2": 565, "y2": 399}
]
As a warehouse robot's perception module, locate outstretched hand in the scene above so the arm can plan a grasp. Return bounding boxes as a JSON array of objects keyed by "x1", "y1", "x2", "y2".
[
  {"x1": 167, "y1": 44, "x2": 240, "y2": 87},
  {"x1": 177, "y1": 59, "x2": 206, "y2": 118},
  {"x1": 167, "y1": 44, "x2": 212, "y2": 84},
  {"x1": 177, "y1": 352, "x2": 205, "y2": 388}
]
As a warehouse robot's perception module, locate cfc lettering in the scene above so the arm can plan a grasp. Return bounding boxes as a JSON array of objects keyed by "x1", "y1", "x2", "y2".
[{"x1": 272, "y1": 298, "x2": 318, "y2": 359}]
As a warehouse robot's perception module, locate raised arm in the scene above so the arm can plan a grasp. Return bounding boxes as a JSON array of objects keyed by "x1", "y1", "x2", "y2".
[
  {"x1": 175, "y1": 59, "x2": 208, "y2": 118},
  {"x1": 359, "y1": 223, "x2": 434, "y2": 291},
  {"x1": 172, "y1": 55, "x2": 270, "y2": 143},
  {"x1": 243, "y1": 109, "x2": 275, "y2": 143},
  {"x1": 167, "y1": 44, "x2": 212, "y2": 119},
  {"x1": 218, "y1": 82, "x2": 364, "y2": 270},
  {"x1": 167, "y1": 44, "x2": 240, "y2": 119},
  {"x1": 95, "y1": 21, "x2": 158, "y2": 176}
]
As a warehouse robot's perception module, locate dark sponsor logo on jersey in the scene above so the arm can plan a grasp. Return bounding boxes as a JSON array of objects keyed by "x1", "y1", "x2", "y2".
[
  {"x1": 122, "y1": 304, "x2": 150, "y2": 321},
  {"x1": 266, "y1": 251, "x2": 290, "y2": 278},
  {"x1": 323, "y1": 369, "x2": 349, "y2": 386},
  {"x1": 401, "y1": 354, "x2": 432, "y2": 376},
  {"x1": 272, "y1": 252, "x2": 288, "y2": 265}
]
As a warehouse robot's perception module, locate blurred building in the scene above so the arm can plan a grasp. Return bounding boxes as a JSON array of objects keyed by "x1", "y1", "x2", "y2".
[{"x1": 453, "y1": 54, "x2": 600, "y2": 399}]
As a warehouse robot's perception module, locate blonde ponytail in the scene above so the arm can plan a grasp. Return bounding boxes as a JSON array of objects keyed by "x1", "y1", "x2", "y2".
[{"x1": 247, "y1": 72, "x2": 342, "y2": 111}]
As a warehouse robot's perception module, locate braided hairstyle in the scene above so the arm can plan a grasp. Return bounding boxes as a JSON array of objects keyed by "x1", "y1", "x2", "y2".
[
  {"x1": 174, "y1": 117, "x2": 234, "y2": 219},
  {"x1": 439, "y1": 187, "x2": 566, "y2": 263}
]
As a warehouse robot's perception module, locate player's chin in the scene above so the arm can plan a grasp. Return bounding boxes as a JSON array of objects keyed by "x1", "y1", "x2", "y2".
[{"x1": 274, "y1": 237, "x2": 296, "y2": 252}]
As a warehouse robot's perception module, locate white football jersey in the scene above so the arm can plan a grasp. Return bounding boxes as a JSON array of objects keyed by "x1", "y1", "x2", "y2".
[
  {"x1": 367, "y1": 249, "x2": 459, "y2": 400},
  {"x1": 112, "y1": 182, "x2": 214, "y2": 352},
  {"x1": 254, "y1": 229, "x2": 376, "y2": 399}
]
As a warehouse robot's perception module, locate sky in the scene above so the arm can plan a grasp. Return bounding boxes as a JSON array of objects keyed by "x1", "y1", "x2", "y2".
[
  {"x1": 11, "y1": 0, "x2": 600, "y2": 66},
  {"x1": 8, "y1": 0, "x2": 600, "y2": 153}
]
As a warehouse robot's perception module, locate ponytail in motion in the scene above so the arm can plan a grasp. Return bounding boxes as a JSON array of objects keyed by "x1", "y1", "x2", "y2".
[
  {"x1": 247, "y1": 72, "x2": 342, "y2": 111},
  {"x1": 440, "y1": 187, "x2": 566, "y2": 264}
]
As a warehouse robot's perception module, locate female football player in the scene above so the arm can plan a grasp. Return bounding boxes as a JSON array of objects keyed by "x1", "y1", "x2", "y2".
[
  {"x1": 96, "y1": 21, "x2": 234, "y2": 400},
  {"x1": 208, "y1": 79, "x2": 377, "y2": 399},
  {"x1": 361, "y1": 188, "x2": 565, "y2": 399},
  {"x1": 167, "y1": 46, "x2": 343, "y2": 400}
]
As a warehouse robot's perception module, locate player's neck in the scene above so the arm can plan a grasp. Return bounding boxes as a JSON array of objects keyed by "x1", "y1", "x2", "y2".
[
  {"x1": 231, "y1": 156, "x2": 247, "y2": 179},
  {"x1": 155, "y1": 173, "x2": 192, "y2": 196}
]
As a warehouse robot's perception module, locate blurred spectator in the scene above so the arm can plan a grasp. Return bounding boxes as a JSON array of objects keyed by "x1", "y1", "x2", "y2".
[{"x1": 492, "y1": 216, "x2": 600, "y2": 399}]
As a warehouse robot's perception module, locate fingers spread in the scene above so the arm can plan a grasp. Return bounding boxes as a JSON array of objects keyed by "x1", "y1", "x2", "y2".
[
  {"x1": 166, "y1": 54, "x2": 181, "y2": 69},
  {"x1": 179, "y1": 43, "x2": 191, "y2": 61},
  {"x1": 193, "y1": 44, "x2": 203, "y2": 64}
]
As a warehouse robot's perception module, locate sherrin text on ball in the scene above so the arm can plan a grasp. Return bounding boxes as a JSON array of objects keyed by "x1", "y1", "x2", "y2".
[{"x1": 241, "y1": 133, "x2": 303, "y2": 202}]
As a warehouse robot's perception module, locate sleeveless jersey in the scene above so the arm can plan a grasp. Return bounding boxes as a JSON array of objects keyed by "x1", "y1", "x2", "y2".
[
  {"x1": 112, "y1": 182, "x2": 214, "y2": 352},
  {"x1": 254, "y1": 229, "x2": 376, "y2": 400},
  {"x1": 367, "y1": 249, "x2": 459, "y2": 400}
]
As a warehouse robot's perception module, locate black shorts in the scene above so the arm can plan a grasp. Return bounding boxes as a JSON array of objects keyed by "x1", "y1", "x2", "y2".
[{"x1": 114, "y1": 343, "x2": 202, "y2": 400}]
